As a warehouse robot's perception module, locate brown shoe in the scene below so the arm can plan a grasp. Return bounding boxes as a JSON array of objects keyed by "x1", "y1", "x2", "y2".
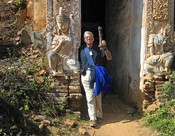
[
  {"x1": 97, "y1": 117, "x2": 102, "y2": 123},
  {"x1": 89, "y1": 120, "x2": 97, "y2": 127}
]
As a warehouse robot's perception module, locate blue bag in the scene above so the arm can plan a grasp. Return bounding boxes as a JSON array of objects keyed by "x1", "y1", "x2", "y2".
[
  {"x1": 84, "y1": 47, "x2": 112, "y2": 95},
  {"x1": 94, "y1": 66, "x2": 112, "y2": 96}
]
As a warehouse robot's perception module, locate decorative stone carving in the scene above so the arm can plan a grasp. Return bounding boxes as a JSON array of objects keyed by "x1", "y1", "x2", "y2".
[
  {"x1": 47, "y1": 7, "x2": 76, "y2": 76},
  {"x1": 46, "y1": 0, "x2": 81, "y2": 76},
  {"x1": 44, "y1": 1, "x2": 81, "y2": 111},
  {"x1": 153, "y1": 0, "x2": 168, "y2": 21},
  {"x1": 46, "y1": 0, "x2": 53, "y2": 32},
  {"x1": 145, "y1": 0, "x2": 154, "y2": 46},
  {"x1": 144, "y1": 23, "x2": 174, "y2": 75}
]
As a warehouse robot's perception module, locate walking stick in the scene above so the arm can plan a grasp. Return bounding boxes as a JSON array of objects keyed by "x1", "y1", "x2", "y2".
[{"x1": 98, "y1": 26, "x2": 103, "y2": 49}]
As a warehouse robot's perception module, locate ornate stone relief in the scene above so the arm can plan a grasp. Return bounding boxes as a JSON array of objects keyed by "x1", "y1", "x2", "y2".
[
  {"x1": 145, "y1": 0, "x2": 154, "y2": 48},
  {"x1": 144, "y1": 23, "x2": 174, "y2": 75},
  {"x1": 46, "y1": 0, "x2": 81, "y2": 76},
  {"x1": 142, "y1": 0, "x2": 175, "y2": 111},
  {"x1": 144, "y1": 0, "x2": 174, "y2": 75},
  {"x1": 153, "y1": 0, "x2": 168, "y2": 21}
]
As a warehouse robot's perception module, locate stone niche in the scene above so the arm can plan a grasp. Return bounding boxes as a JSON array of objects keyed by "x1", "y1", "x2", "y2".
[
  {"x1": 26, "y1": 0, "x2": 82, "y2": 113},
  {"x1": 141, "y1": 0, "x2": 175, "y2": 112},
  {"x1": 44, "y1": 0, "x2": 82, "y2": 113}
]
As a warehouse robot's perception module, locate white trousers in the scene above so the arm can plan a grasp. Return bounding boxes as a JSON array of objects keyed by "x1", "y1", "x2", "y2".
[{"x1": 81, "y1": 69, "x2": 103, "y2": 121}]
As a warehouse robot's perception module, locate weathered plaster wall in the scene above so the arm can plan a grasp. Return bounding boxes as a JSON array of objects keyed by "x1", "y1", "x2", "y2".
[
  {"x1": 106, "y1": 0, "x2": 143, "y2": 110},
  {"x1": 26, "y1": 0, "x2": 46, "y2": 31}
]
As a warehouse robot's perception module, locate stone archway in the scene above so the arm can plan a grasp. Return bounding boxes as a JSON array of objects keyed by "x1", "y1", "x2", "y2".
[{"x1": 81, "y1": 0, "x2": 143, "y2": 111}]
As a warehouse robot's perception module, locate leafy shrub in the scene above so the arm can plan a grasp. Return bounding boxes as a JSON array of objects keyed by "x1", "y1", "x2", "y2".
[
  {"x1": 144, "y1": 106, "x2": 175, "y2": 136},
  {"x1": 144, "y1": 81, "x2": 175, "y2": 136},
  {"x1": 162, "y1": 82, "x2": 175, "y2": 100},
  {"x1": 171, "y1": 73, "x2": 175, "y2": 80},
  {"x1": 14, "y1": 0, "x2": 26, "y2": 9},
  {"x1": 0, "y1": 60, "x2": 69, "y2": 134},
  {"x1": 0, "y1": 57, "x2": 68, "y2": 116}
]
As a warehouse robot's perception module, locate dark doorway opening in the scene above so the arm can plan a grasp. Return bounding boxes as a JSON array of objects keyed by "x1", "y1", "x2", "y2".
[
  {"x1": 81, "y1": 0, "x2": 105, "y2": 45},
  {"x1": 80, "y1": 0, "x2": 109, "y2": 118}
]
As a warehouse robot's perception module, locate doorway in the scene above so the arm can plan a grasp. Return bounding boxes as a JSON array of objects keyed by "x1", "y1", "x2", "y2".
[
  {"x1": 81, "y1": 0, "x2": 105, "y2": 45},
  {"x1": 81, "y1": 0, "x2": 143, "y2": 110}
]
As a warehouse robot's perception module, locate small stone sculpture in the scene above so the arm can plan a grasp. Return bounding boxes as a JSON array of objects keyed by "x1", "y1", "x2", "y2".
[{"x1": 144, "y1": 23, "x2": 174, "y2": 75}]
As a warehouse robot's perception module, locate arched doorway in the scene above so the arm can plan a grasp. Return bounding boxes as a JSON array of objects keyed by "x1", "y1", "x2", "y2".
[
  {"x1": 81, "y1": 0, "x2": 143, "y2": 110},
  {"x1": 81, "y1": 0, "x2": 105, "y2": 45}
]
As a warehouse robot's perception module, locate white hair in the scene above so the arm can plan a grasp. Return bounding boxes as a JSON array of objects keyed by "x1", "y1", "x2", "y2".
[{"x1": 84, "y1": 31, "x2": 94, "y2": 38}]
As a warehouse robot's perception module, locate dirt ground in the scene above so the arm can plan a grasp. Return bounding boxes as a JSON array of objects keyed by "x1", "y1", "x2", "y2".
[
  {"x1": 80, "y1": 94, "x2": 159, "y2": 136},
  {"x1": 0, "y1": 56, "x2": 159, "y2": 136}
]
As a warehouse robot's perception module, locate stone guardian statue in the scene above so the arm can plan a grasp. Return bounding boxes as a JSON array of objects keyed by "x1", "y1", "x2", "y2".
[
  {"x1": 47, "y1": 7, "x2": 73, "y2": 76},
  {"x1": 144, "y1": 23, "x2": 174, "y2": 75}
]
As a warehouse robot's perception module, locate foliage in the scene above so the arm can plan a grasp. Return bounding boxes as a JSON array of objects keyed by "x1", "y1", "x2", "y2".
[
  {"x1": 0, "y1": 56, "x2": 68, "y2": 135},
  {"x1": 0, "y1": 119, "x2": 40, "y2": 136},
  {"x1": 162, "y1": 82, "x2": 175, "y2": 100},
  {"x1": 14, "y1": 0, "x2": 26, "y2": 9},
  {"x1": 144, "y1": 81, "x2": 175, "y2": 136},
  {"x1": 171, "y1": 73, "x2": 175, "y2": 80},
  {"x1": 0, "y1": 97, "x2": 40, "y2": 135},
  {"x1": 144, "y1": 106, "x2": 175, "y2": 136},
  {"x1": 0, "y1": 59, "x2": 67, "y2": 115}
]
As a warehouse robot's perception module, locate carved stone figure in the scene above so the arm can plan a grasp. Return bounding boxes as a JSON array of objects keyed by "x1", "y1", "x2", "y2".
[
  {"x1": 144, "y1": 23, "x2": 174, "y2": 75},
  {"x1": 47, "y1": 7, "x2": 73, "y2": 76}
]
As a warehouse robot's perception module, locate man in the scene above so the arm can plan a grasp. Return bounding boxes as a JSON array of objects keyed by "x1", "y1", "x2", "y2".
[{"x1": 79, "y1": 31, "x2": 112, "y2": 127}]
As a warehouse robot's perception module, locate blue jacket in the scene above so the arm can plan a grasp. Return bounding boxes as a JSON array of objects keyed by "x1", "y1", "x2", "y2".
[{"x1": 94, "y1": 66, "x2": 112, "y2": 96}]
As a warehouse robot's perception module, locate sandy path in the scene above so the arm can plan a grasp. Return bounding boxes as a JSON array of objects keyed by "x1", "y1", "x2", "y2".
[{"x1": 81, "y1": 94, "x2": 159, "y2": 136}]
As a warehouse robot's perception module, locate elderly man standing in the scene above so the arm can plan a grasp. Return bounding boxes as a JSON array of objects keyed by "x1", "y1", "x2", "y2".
[{"x1": 79, "y1": 31, "x2": 112, "y2": 127}]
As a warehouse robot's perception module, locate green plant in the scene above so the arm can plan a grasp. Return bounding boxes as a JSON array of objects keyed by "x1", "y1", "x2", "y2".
[
  {"x1": 143, "y1": 78, "x2": 175, "y2": 136},
  {"x1": 144, "y1": 106, "x2": 175, "y2": 136},
  {"x1": 162, "y1": 82, "x2": 175, "y2": 100},
  {"x1": 14, "y1": 0, "x2": 26, "y2": 9},
  {"x1": 171, "y1": 73, "x2": 175, "y2": 80},
  {"x1": 41, "y1": 56, "x2": 47, "y2": 70},
  {"x1": 0, "y1": 47, "x2": 75, "y2": 135},
  {"x1": 24, "y1": 62, "x2": 41, "y2": 75},
  {"x1": 53, "y1": 117, "x2": 61, "y2": 124},
  {"x1": 0, "y1": 57, "x2": 65, "y2": 116},
  {"x1": 66, "y1": 111, "x2": 76, "y2": 120},
  {"x1": 18, "y1": 56, "x2": 26, "y2": 64}
]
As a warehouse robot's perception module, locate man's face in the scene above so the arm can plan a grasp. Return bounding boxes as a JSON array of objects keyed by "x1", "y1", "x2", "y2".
[{"x1": 84, "y1": 33, "x2": 94, "y2": 47}]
